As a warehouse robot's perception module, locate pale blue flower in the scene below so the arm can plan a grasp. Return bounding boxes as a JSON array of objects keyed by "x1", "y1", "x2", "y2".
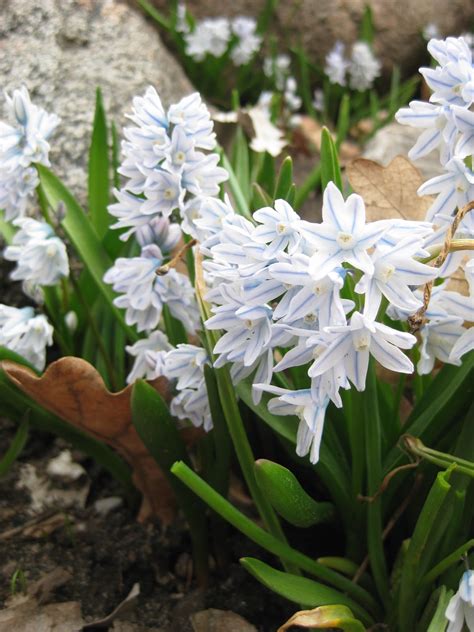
[
  {"x1": 4, "y1": 218, "x2": 69, "y2": 286},
  {"x1": 125, "y1": 330, "x2": 171, "y2": 383},
  {"x1": 0, "y1": 304, "x2": 53, "y2": 370},
  {"x1": 349, "y1": 42, "x2": 381, "y2": 91},
  {"x1": 302, "y1": 182, "x2": 389, "y2": 280},
  {"x1": 418, "y1": 317, "x2": 465, "y2": 374},
  {"x1": 445, "y1": 569, "x2": 474, "y2": 632},
  {"x1": 252, "y1": 200, "x2": 302, "y2": 258},
  {"x1": 168, "y1": 93, "x2": 216, "y2": 150},
  {"x1": 324, "y1": 42, "x2": 349, "y2": 86}
]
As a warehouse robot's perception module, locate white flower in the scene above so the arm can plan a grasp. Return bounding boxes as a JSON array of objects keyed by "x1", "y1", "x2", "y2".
[
  {"x1": 4, "y1": 218, "x2": 69, "y2": 286},
  {"x1": 248, "y1": 105, "x2": 287, "y2": 157},
  {"x1": 395, "y1": 101, "x2": 456, "y2": 164},
  {"x1": 355, "y1": 235, "x2": 438, "y2": 319},
  {"x1": 418, "y1": 157, "x2": 474, "y2": 224},
  {"x1": 164, "y1": 344, "x2": 208, "y2": 390},
  {"x1": 230, "y1": 16, "x2": 261, "y2": 66},
  {"x1": 168, "y1": 93, "x2": 216, "y2": 151},
  {"x1": 349, "y1": 42, "x2": 381, "y2": 91},
  {"x1": 452, "y1": 105, "x2": 474, "y2": 159},
  {"x1": 125, "y1": 330, "x2": 171, "y2": 383},
  {"x1": 0, "y1": 304, "x2": 53, "y2": 370},
  {"x1": 418, "y1": 317, "x2": 465, "y2": 374},
  {"x1": 0, "y1": 86, "x2": 59, "y2": 172},
  {"x1": 0, "y1": 165, "x2": 39, "y2": 221},
  {"x1": 264, "y1": 54, "x2": 291, "y2": 90},
  {"x1": 171, "y1": 384, "x2": 212, "y2": 431},
  {"x1": 284, "y1": 77, "x2": 302, "y2": 112},
  {"x1": 252, "y1": 200, "x2": 302, "y2": 257},
  {"x1": 182, "y1": 152, "x2": 228, "y2": 197},
  {"x1": 135, "y1": 216, "x2": 182, "y2": 252},
  {"x1": 302, "y1": 182, "x2": 389, "y2": 280},
  {"x1": 445, "y1": 570, "x2": 474, "y2": 632},
  {"x1": 184, "y1": 18, "x2": 231, "y2": 61},
  {"x1": 312, "y1": 89, "x2": 324, "y2": 113},
  {"x1": 175, "y1": 2, "x2": 189, "y2": 33},
  {"x1": 421, "y1": 38, "x2": 474, "y2": 107},
  {"x1": 308, "y1": 312, "x2": 416, "y2": 391},
  {"x1": 423, "y1": 23, "x2": 440, "y2": 41},
  {"x1": 325, "y1": 42, "x2": 349, "y2": 86}
]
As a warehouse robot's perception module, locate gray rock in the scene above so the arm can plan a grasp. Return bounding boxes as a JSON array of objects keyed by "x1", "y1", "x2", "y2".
[
  {"x1": 0, "y1": 0, "x2": 193, "y2": 203},
  {"x1": 151, "y1": 0, "x2": 473, "y2": 76},
  {"x1": 363, "y1": 121, "x2": 445, "y2": 181}
]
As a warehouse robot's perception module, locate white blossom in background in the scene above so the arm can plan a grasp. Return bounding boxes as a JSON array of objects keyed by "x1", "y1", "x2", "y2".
[
  {"x1": 445, "y1": 570, "x2": 474, "y2": 632},
  {"x1": 230, "y1": 16, "x2": 262, "y2": 66},
  {"x1": 0, "y1": 304, "x2": 53, "y2": 370},
  {"x1": 248, "y1": 103, "x2": 287, "y2": 157},
  {"x1": 348, "y1": 41, "x2": 381, "y2": 91},
  {"x1": 175, "y1": 2, "x2": 189, "y2": 34},
  {"x1": 422, "y1": 23, "x2": 440, "y2": 41},
  {"x1": 284, "y1": 77, "x2": 302, "y2": 112},
  {"x1": 263, "y1": 54, "x2": 291, "y2": 91},
  {"x1": 125, "y1": 330, "x2": 171, "y2": 383},
  {"x1": 184, "y1": 17, "x2": 231, "y2": 61},
  {"x1": 325, "y1": 42, "x2": 349, "y2": 86},
  {"x1": 312, "y1": 89, "x2": 324, "y2": 113},
  {"x1": 0, "y1": 87, "x2": 59, "y2": 220},
  {"x1": 4, "y1": 217, "x2": 69, "y2": 286}
]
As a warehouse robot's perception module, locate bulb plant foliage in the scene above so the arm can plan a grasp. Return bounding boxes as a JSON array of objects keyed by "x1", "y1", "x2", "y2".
[{"x1": 0, "y1": 35, "x2": 474, "y2": 632}]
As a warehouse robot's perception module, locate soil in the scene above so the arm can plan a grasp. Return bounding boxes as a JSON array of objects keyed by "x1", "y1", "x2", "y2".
[{"x1": 0, "y1": 417, "x2": 294, "y2": 631}]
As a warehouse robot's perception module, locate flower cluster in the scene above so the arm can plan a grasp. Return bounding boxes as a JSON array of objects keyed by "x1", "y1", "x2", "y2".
[
  {"x1": 325, "y1": 41, "x2": 381, "y2": 90},
  {"x1": 4, "y1": 217, "x2": 69, "y2": 287},
  {"x1": 183, "y1": 10, "x2": 262, "y2": 66},
  {"x1": 198, "y1": 183, "x2": 441, "y2": 463},
  {"x1": 0, "y1": 305, "x2": 53, "y2": 370},
  {"x1": 395, "y1": 35, "x2": 474, "y2": 367},
  {"x1": 104, "y1": 87, "x2": 228, "y2": 334},
  {"x1": 0, "y1": 87, "x2": 59, "y2": 220},
  {"x1": 445, "y1": 569, "x2": 474, "y2": 632}
]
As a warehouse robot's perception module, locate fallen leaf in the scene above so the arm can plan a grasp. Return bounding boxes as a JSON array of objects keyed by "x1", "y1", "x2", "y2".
[
  {"x1": 278, "y1": 605, "x2": 364, "y2": 631},
  {"x1": 2, "y1": 357, "x2": 175, "y2": 523},
  {"x1": 0, "y1": 597, "x2": 83, "y2": 632},
  {"x1": 346, "y1": 155, "x2": 432, "y2": 222},
  {"x1": 191, "y1": 609, "x2": 257, "y2": 632},
  {"x1": 83, "y1": 583, "x2": 140, "y2": 629}
]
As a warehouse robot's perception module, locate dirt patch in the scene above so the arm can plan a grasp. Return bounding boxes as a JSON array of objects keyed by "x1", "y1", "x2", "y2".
[{"x1": 0, "y1": 418, "x2": 293, "y2": 631}]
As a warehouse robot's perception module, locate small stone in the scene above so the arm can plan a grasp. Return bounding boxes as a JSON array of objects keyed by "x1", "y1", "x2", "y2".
[{"x1": 93, "y1": 496, "x2": 123, "y2": 516}]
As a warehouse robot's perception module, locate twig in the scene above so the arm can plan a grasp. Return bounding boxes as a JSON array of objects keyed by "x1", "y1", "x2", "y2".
[
  {"x1": 352, "y1": 474, "x2": 423, "y2": 584},
  {"x1": 357, "y1": 461, "x2": 419, "y2": 503},
  {"x1": 156, "y1": 239, "x2": 197, "y2": 275},
  {"x1": 409, "y1": 200, "x2": 474, "y2": 332}
]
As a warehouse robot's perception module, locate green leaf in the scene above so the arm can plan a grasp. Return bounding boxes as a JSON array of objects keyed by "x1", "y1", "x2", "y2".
[
  {"x1": 255, "y1": 459, "x2": 335, "y2": 527},
  {"x1": 426, "y1": 586, "x2": 451, "y2": 632},
  {"x1": 398, "y1": 466, "x2": 454, "y2": 630},
  {"x1": 274, "y1": 157, "x2": 294, "y2": 200},
  {"x1": 0, "y1": 413, "x2": 29, "y2": 478},
  {"x1": 171, "y1": 460, "x2": 379, "y2": 621},
  {"x1": 88, "y1": 88, "x2": 110, "y2": 238},
  {"x1": 336, "y1": 94, "x2": 351, "y2": 146},
  {"x1": 36, "y1": 165, "x2": 138, "y2": 343},
  {"x1": 136, "y1": 0, "x2": 171, "y2": 29},
  {"x1": 360, "y1": 5, "x2": 374, "y2": 44},
  {"x1": 0, "y1": 210, "x2": 15, "y2": 243},
  {"x1": 218, "y1": 149, "x2": 251, "y2": 219},
  {"x1": 232, "y1": 127, "x2": 250, "y2": 202},
  {"x1": 294, "y1": 164, "x2": 321, "y2": 210},
  {"x1": 257, "y1": 151, "x2": 276, "y2": 195},
  {"x1": 163, "y1": 304, "x2": 188, "y2": 346},
  {"x1": 252, "y1": 182, "x2": 273, "y2": 209},
  {"x1": 131, "y1": 380, "x2": 208, "y2": 584},
  {"x1": 320, "y1": 127, "x2": 343, "y2": 191},
  {"x1": 240, "y1": 558, "x2": 369, "y2": 623}
]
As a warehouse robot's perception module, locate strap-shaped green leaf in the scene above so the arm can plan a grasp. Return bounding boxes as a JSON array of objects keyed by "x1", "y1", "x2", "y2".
[
  {"x1": 36, "y1": 164, "x2": 138, "y2": 342},
  {"x1": 88, "y1": 88, "x2": 110, "y2": 239},
  {"x1": 241, "y1": 557, "x2": 370, "y2": 624},
  {"x1": 320, "y1": 127, "x2": 343, "y2": 192}
]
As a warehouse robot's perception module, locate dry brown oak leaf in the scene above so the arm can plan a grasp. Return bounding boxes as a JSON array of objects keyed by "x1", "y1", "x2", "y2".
[
  {"x1": 2, "y1": 357, "x2": 181, "y2": 524},
  {"x1": 346, "y1": 155, "x2": 432, "y2": 222}
]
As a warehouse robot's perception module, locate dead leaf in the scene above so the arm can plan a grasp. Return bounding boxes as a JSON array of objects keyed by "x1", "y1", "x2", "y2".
[
  {"x1": 28, "y1": 568, "x2": 72, "y2": 605},
  {"x1": 0, "y1": 597, "x2": 84, "y2": 632},
  {"x1": 191, "y1": 609, "x2": 257, "y2": 632},
  {"x1": 278, "y1": 605, "x2": 364, "y2": 631},
  {"x1": 346, "y1": 155, "x2": 432, "y2": 222},
  {"x1": 2, "y1": 357, "x2": 175, "y2": 523},
  {"x1": 83, "y1": 583, "x2": 140, "y2": 629}
]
